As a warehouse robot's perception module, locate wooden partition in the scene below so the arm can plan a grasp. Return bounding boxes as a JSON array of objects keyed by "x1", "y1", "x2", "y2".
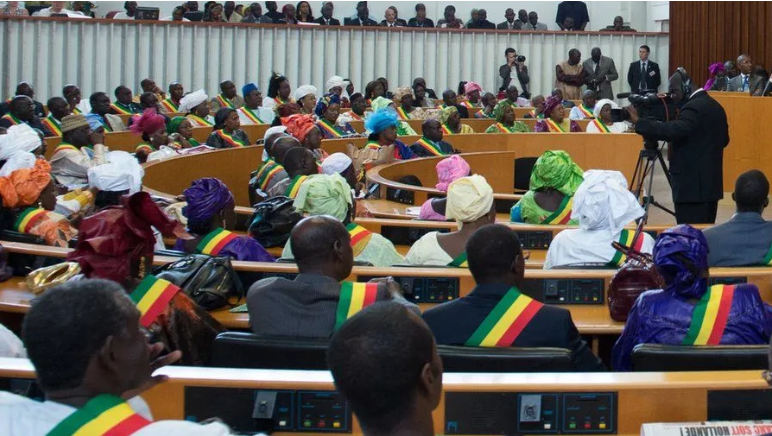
[{"x1": 348, "y1": 118, "x2": 591, "y2": 134}]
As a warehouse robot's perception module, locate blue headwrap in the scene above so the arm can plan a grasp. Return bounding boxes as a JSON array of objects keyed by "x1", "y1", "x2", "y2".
[
  {"x1": 182, "y1": 177, "x2": 235, "y2": 228},
  {"x1": 85, "y1": 113, "x2": 105, "y2": 131},
  {"x1": 242, "y1": 83, "x2": 259, "y2": 97},
  {"x1": 364, "y1": 108, "x2": 399, "y2": 134},
  {"x1": 314, "y1": 93, "x2": 341, "y2": 117},
  {"x1": 653, "y1": 224, "x2": 709, "y2": 299}
]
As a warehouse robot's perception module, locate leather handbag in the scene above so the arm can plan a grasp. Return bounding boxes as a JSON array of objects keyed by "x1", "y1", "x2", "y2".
[
  {"x1": 248, "y1": 196, "x2": 303, "y2": 248},
  {"x1": 152, "y1": 254, "x2": 244, "y2": 311},
  {"x1": 607, "y1": 230, "x2": 665, "y2": 322}
]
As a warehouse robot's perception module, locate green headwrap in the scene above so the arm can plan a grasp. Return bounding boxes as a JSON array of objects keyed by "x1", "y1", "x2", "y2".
[
  {"x1": 529, "y1": 150, "x2": 584, "y2": 196},
  {"x1": 492, "y1": 100, "x2": 512, "y2": 123},
  {"x1": 166, "y1": 116, "x2": 186, "y2": 134},
  {"x1": 293, "y1": 173, "x2": 353, "y2": 221},
  {"x1": 440, "y1": 106, "x2": 458, "y2": 124},
  {"x1": 370, "y1": 96, "x2": 394, "y2": 112}
]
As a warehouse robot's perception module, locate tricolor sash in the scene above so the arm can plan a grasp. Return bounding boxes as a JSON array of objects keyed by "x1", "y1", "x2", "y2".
[
  {"x1": 42, "y1": 115, "x2": 62, "y2": 136},
  {"x1": 135, "y1": 143, "x2": 155, "y2": 154},
  {"x1": 130, "y1": 274, "x2": 182, "y2": 328},
  {"x1": 196, "y1": 228, "x2": 239, "y2": 256},
  {"x1": 591, "y1": 119, "x2": 611, "y2": 133},
  {"x1": 285, "y1": 175, "x2": 309, "y2": 198},
  {"x1": 317, "y1": 118, "x2": 345, "y2": 138},
  {"x1": 334, "y1": 282, "x2": 379, "y2": 329},
  {"x1": 364, "y1": 140, "x2": 381, "y2": 151},
  {"x1": 347, "y1": 222, "x2": 373, "y2": 257},
  {"x1": 494, "y1": 122, "x2": 515, "y2": 133},
  {"x1": 187, "y1": 114, "x2": 212, "y2": 127},
  {"x1": 215, "y1": 129, "x2": 247, "y2": 147},
  {"x1": 578, "y1": 104, "x2": 595, "y2": 118},
  {"x1": 255, "y1": 160, "x2": 284, "y2": 191},
  {"x1": 448, "y1": 252, "x2": 468, "y2": 268},
  {"x1": 396, "y1": 107, "x2": 411, "y2": 120},
  {"x1": 274, "y1": 97, "x2": 289, "y2": 105},
  {"x1": 14, "y1": 208, "x2": 47, "y2": 234},
  {"x1": 1, "y1": 113, "x2": 21, "y2": 126},
  {"x1": 440, "y1": 123, "x2": 453, "y2": 135},
  {"x1": 544, "y1": 118, "x2": 566, "y2": 132},
  {"x1": 216, "y1": 94, "x2": 236, "y2": 109},
  {"x1": 761, "y1": 243, "x2": 772, "y2": 265},
  {"x1": 540, "y1": 196, "x2": 574, "y2": 225},
  {"x1": 348, "y1": 112, "x2": 363, "y2": 121},
  {"x1": 528, "y1": 110, "x2": 544, "y2": 119},
  {"x1": 159, "y1": 98, "x2": 179, "y2": 113},
  {"x1": 100, "y1": 117, "x2": 113, "y2": 133},
  {"x1": 110, "y1": 102, "x2": 136, "y2": 115},
  {"x1": 414, "y1": 138, "x2": 446, "y2": 156},
  {"x1": 465, "y1": 287, "x2": 543, "y2": 347},
  {"x1": 239, "y1": 107, "x2": 264, "y2": 124},
  {"x1": 44, "y1": 394, "x2": 151, "y2": 436},
  {"x1": 461, "y1": 101, "x2": 477, "y2": 108},
  {"x1": 607, "y1": 229, "x2": 645, "y2": 266},
  {"x1": 71, "y1": 107, "x2": 83, "y2": 115},
  {"x1": 54, "y1": 143, "x2": 79, "y2": 154},
  {"x1": 682, "y1": 284, "x2": 735, "y2": 346}
]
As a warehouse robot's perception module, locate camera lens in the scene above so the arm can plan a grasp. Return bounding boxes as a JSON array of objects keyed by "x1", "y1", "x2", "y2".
[{"x1": 517, "y1": 55, "x2": 526, "y2": 62}]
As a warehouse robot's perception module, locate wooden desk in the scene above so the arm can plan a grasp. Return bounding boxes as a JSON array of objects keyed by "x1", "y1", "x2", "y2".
[
  {"x1": 349, "y1": 118, "x2": 591, "y2": 134},
  {"x1": 1, "y1": 358, "x2": 766, "y2": 436}
]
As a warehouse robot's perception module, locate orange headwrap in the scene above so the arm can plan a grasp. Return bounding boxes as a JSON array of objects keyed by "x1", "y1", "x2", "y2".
[
  {"x1": 0, "y1": 158, "x2": 51, "y2": 208},
  {"x1": 281, "y1": 114, "x2": 317, "y2": 143}
]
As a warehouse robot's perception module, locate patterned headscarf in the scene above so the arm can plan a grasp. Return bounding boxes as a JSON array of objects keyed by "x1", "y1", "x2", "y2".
[
  {"x1": 0, "y1": 158, "x2": 51, "y2": 208},
  {"x1": 364, "y1": 109, "x2": 399, "y2": 134},
  {"x1": 492, "y1": 100, "x2": 513, "y2": 122},
  {"x1": 440, "y1": 106, "x2": 459, "y2": 124},
  {"x1": 370, "y1": 96, "x2": 394, "y2": 112},
  {"x1": 182, "y1": 177, "x2": 235, "y2": 228},
  {"x1": 542, "y1": 95, "x2": 563, "y2": 118},
  {"x1": 293, "y1": 173, "x2": 352, "y2": 222},
  {"x1": 282, "y1": 114, "x2": 318, "y2": 143},
  {"x1": 314, "y1": 93, "x2": 341, "y2": 117},
  {"x1": 530, "y1": 150, "x2": 584, "y2": 196},
  {"x1": 435, "y1": 155, "x2": 471, "y2": 192},
  {"x1": 393, "y1": 86, "x2": 413, "y2": 102},
  {"x1": 653, "y1": 225, "x2": 709, "y2": 299},
  {"x1": 464, "y1": 82, "x2": 482, "y2": 96}
]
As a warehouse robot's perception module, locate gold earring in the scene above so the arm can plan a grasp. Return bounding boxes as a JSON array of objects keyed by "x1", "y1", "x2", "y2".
[{"x1": 138, "y1": 258, "x2": 146, "y2": 279}]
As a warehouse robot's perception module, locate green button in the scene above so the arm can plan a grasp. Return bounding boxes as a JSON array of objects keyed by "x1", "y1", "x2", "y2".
[
  {"x1": 569, "y1": 422, "x2": 577, "y2": 429},
  {"x1": 304, "y1": 420, "x2": 312, "y2": 427}
]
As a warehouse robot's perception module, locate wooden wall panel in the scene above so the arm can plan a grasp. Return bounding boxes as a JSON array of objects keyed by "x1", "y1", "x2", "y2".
[{"x1": 670, "y1": 2, "x2": 772, "y2": 87}]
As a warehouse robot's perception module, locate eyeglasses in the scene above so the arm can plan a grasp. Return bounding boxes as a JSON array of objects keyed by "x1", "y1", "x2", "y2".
[{"x1": 762, "y1": 370, "x2": 772, "y2": 386}]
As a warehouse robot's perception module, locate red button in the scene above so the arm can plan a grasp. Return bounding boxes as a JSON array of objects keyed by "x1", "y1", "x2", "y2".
[
  {"x1": 584, "y1": 423, "x2": 591, "y2": 429},
  {"x1": 318, "y1": 420, "x2": 326, "y2": 427}
]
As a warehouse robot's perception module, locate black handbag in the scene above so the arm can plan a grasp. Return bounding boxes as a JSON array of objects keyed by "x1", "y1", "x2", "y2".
[
  {"x1": 248, "y1": 196, "x2": 303, "y2": 248},
  {"x1": 152, "y1": 254, "x2": 244, "y2": 311}
]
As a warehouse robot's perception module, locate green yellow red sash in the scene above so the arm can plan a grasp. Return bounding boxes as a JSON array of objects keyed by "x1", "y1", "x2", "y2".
[
  {"x1": 465, "y1": 287, "x2": 543, "y2": 347},
  {"x1": 461, "y1": 101, "x2": 476, "y2": 108},
  {"x1": 540, "y1": 195, "x2": 573, "y2": 225},
  {"x1": 285, "y1": 175, "x2": 309, "y2": 198},
  {"x1": 396, "y1": 107, "x2": 410, "y2": 120},
  {"x1": 591, "y1": 119, "x2": 611, "y2": 133},
  {"x1": 415, "y1": 138, "x2": 446, "y2": 156},
  {"x1": 364, "y1": 140, "x2": 381, "y2": 151},
  {"x1": 347, "y1": 222, "x2": 373, "y2": 257},
  {"x1": 42, "y1": 115, "x2": 62, "y2": 136},
  {"x1": 159, "y1": 98, "x2": 179, "y2": 113},
  {"x1": 682, "y1": 284, "x2": 735, "y2": 345},
  {"x1": 215, "y1": 129, "x2": 247, "y2": 147},
  {"x1": 188, "y1": 138, "x2": 200, "y2": 147},
  {"x1": 216, "y1": 94, "x2": 235, "y2": 109},
  {"x1": 578, "y1": 104, "x2": 594, "y2": 118},
  {"x1": 607, "y1": 229, "x2": 645, "y2": 266},
  {"x1": 274, "y1": 97, "x2": 289, "y2": 105},
  {"x1": 494, "y1": 122, "x2": 515, "y2": 133},
  {"x1": 110, "y1": 102, "x2": 135, "y2": 115},
  {"x1": 187, "y1": 114, "x2": 212, "y2": 127},
  {"x1": 71, "y1": 107, "x2": 83, "y2": 115},
  {"x1": 448, "y1": 252, "x2": 468, "y2": 268},
  {"x1": 334, "y1": 282, "x2": 379, "y2": 330},
  {"x1": 441, "y1": 123, "x2": 454, "y2": 135},
  {"x1": 255, "y1": 160, "x2": 284, "y2": 191},
  {"x1": 528, "y1": 109, "x2": 544, "y2": 119},
  {"x1": 317, "y1": 118, "x2": 345, "y2": 138},
  {"x1": 347, "y1": 112, "x2": 363, "y2": 121},
  {"x1": 44, "y1": 394, "x2": 151, "y2": 436},
  {"x1": 239, "y1": 107, "x2": 264, "y2": 124},
  {"x1": 14, "y1": 208, "x2": 47, "y2": 233},
  {"x1": 135, "y1": 143, "x2": 155, "y2": 154},
  {"x1": 196, "y1": 227, "x2": 239, "y2": 256},
  {"x1": 1, "y1": 113, "x2": 21, "y2": 126},
  {"x1": 54, "y1": 143, "x2": 79, "y2": 154},
  {"x1": 544, "y1": 118, "x2": 566, "y2": 132},
  {"x1": 130, "y1": 274, "x2": 182, "y2": 328}
]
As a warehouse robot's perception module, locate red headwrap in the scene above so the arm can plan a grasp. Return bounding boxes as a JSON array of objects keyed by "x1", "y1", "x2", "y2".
[
  {"x1": 129, "y1": 108, "x2": 167, "y2": 137},
  {"x1": 282, "y1": 114, "x2": 317, "y2": 143}
]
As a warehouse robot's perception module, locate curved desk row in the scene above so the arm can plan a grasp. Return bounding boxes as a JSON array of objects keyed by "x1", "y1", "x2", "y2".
[
  {"x1": 348, "y1": 117, "x2": 593, "y2": 135},
  {"x1": 0, "y1": 358, "x2": 765, "y2": 436}
]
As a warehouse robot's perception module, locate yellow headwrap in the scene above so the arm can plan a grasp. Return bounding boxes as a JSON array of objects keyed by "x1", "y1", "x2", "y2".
[
  {"x1": 445, "y1": 175, "x2": 494, "y2": 224},
  {"x1": 293, "y1": 173, "x2": 353, "y2": 221}
]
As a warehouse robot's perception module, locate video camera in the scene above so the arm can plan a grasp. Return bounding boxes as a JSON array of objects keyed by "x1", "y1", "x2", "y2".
[{"x1": 610, "y1": 91, "x2": 676, "y2": 125}]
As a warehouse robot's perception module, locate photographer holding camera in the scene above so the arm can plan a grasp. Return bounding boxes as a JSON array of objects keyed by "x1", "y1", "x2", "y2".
[
  {"x1": 625, "y1": 69, "x2": 729, "y2": 224},
  {"x1": 499, "y1": 47, "x2": 530, "y2": 99}
]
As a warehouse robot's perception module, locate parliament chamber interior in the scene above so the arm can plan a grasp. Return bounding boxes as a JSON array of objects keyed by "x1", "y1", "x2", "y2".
[{"x1": 3, "y1": 1, "x2": 772, "y2": 435}]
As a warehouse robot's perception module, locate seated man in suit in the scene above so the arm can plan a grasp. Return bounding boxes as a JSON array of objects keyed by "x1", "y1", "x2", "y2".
[
  {"x1": 727, "y1": 54, "x2": 766, "y2": 95},
  {"x1": 422, "y1": 224, "x2": 605, "y2": 371},
  {"x1": 0, "y1": 81, "x2": 45, "y2": 118},
  {"x1": 0, "y1": 95, "x2": 51, "y2": 135},
  {"x1": 314, "y1": 1, "x2": 339, "y2": 25},
  {"x1": 704, "y1": 170, "x2": 772, "y2": 266},
  {"x1": 210, "y1": 80, "x2": 244, "y2": 111},
  {"x1": 410, "y1": 119, "x2": 454, "y2": 157},
  {"x1": 89, "y1": 92, "x2": 127, "y2": 132},
  {"x1": 344, "y1": 2, "x2": 376, "y2": 26},
  {"x1": 328, "y1": 303, "x2": 443, "y2": 436},
  {"x1": 497, "y1": 8, "x2": 521, "y2": 30},
  {"x1": 247, "y1": 215, "x2": 419, "y2": 338}
]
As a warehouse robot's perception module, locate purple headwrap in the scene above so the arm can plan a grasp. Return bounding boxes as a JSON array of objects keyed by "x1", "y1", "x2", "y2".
[
  {"x1": 314, "y1": 93, "x2": 341, "y2": 117},
  {"x1": 435, "y1": 155, "x2": 471, "y2": 192},
  {"x1": 542, "y1": 96, "x2": 563, "y2": 118},
  {"x1": 652, "y1": 224, "x2": 709, "y2": 299},
  {"x1": 703, "y1": 62, "x2": 726, "y2": 90},
  {"x1": 182, "y1": 177, "x2": 234, "y2": 227}
]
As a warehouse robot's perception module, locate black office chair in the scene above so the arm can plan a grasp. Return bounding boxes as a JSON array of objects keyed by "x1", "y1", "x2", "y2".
[
  {"x1": 1, "y1": 229, "x2": 64, "y2": 275},
  {"x1": 438, "y1": 345, "x2": 574, "y2": 372},
  {"x1": 210, "y1": 332, "x2": 329, "y2": 369},
  {"x1": 631, "y1": 344, "x2": 769, "y2": 372},
  {"x1": 514, "y1": 157, "x2": 538, "y2": 192}
]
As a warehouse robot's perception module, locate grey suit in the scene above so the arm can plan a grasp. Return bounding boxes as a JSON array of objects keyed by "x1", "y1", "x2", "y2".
[
  {"x1": 247, "y1": 273, "x2": 420, "y2": 338},
  {"x1": 582, "y1": 56, "x2": 618, "y2": 99},
  {"x1": 523, "y1": 22, "x2": 548, "y2": 30},
  {"x1": 703, "y1": 212, "x2": 772, "y2": 266},
  {"x1": 497, "y1": 20, "x2": 521, "y2": 30},
  {"x1": 726, "y1": 74, "x2": 765, "y2": 95}
]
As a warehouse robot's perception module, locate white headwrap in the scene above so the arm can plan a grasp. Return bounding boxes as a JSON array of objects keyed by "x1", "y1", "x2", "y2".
[
  {"x1": 88, "y1": 151, "x2": 144, "y2": 193},
  {"x1": 0, "y1": 124, "x2": 42, "y2": 161},
  {"x1": 593, "y1": 99, "x2": 619, "y2": 119},
  {"x1": 571, "y1": 170, "x2": 643, "y2": 234},
  {"x1": 293, "y1": 85, "x2": 318, "y2": 102},
  {"x1": 321, "y1": 153, "x2": 353, "y2": 175},
  {"x1": 445, "y1": 175, "x2": 494, "y2": 224},
  {"x1": 326, "y1": 76, "x2": 350, "y2": 92},
  {"x1": 0, "y1": 151, "x2": 36, "y2": 177},
  {"x1": 178, "y1": 89, "x2": 208, "y2": 113}
]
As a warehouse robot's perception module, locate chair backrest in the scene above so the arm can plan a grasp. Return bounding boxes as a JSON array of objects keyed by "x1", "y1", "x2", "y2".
[
  {"x1": 514, "y1": 157, "x2": 538, "y2": 191},
  {"x1": 437, "y1": 345, "x2": 574, "y2": 372},
  {"x1": 210, "y1": 332, "x2": 329, "y2": 369},
  {"x1": 631, "y1": 344, "x2": 769, "y2": 372}
]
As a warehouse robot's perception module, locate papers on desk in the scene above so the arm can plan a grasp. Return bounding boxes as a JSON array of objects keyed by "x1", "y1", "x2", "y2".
[
  {"x1": 405, "y1": 207, "x2": 421, "y2": 216},
  {"x1": 641, "y1": 421, "x2": 772, "y2": 436}
]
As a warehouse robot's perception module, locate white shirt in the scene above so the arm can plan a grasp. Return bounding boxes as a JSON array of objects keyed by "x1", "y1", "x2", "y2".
[
  {"x1": 585, "y1": 120, "x2": 631, "y2": 133},
  {"x1": 113, "y1": 12, "x2": 134, "y2": 20},
  {"x1": 237, "y1": 107, "x2": 274, "y2": 126},
  {"x1": 544, "y1": 228, "x2": 655, "y2": 269},
  {"x1": 0, "y1": 324, "x2": 25, "y2": 358},
  {"x1": 50, "y1": 144, "x2": 107, "y2": 189},
  {"x1": 405, "y1": 231, "x2": 455, "y2": 266},
  {"x1": 160, "y1": 16, "x2": 191, "y2": 21},
  {"x1": 33, "y1": 8, "x2": 90, "y2": 18}
]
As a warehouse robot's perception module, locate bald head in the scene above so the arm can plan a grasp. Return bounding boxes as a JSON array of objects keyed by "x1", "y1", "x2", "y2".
[
  {"x1": 291, "y1": 216, "x2": 353, "y2": 280},
  {"x1": 10, "y1": 95, "x2": 34, "y2": 120},
  {"x1": 283, "y1": 147, "x2": 318, "y2": 177},
  {"x1": 264, "y1": 131, "x2": 287, "y2": 157},
  {"x1": 734, "y1": 170, "x2": 769, "y2": 213},
  {"x1": 273, "y1": 136, "x2": 302, "y2": 165}
]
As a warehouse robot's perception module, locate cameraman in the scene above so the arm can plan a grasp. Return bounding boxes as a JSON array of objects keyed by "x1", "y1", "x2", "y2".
[
  {"x1": 625, "y1": 69, "x2": 729, "y2": 224},
  {"x1": 499, "y1": 47, "x2": 530, "y2": 99}
]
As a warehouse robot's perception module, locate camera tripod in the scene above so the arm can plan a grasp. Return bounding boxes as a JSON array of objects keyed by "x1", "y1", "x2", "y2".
[{"x1": 630, "y1": 145, "x2": 675, "y2": 223}]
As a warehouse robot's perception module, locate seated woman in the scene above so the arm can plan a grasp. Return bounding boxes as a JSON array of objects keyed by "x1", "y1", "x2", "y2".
[
  {"x1": 706, "y1": 62, "x2": 728, "y2": 91},
  {"x1": 283, "y1": 113, "x2": 326, "y2": 162},
  {"x1": 485, "y1": 101, "x2": 530, "y2": 133},
  {"x1": 440, "y1": 106, "x2": 474, "y2": 134},
  {"x1": 179, "y1": 89, "x2": 213, "y2": 127},
  {"x1": 510, "y1": 150, "x2": 583, "y2": 225},
  {"x1": 294, "y1": 85, "x2": 318, "y2": 117},
  {"x1": 370, "y1": 96, "x2": 417, "y2": 136},
  {"x1": 361, "y1": 109, "x2": 414, "y2": 161},
  {"x1": 263, "y1": 72, "x2": 294, "y2": 110},
  {"x1": 612, "y1": 225, "x2": 772, "y2": 371},
  {"x1": 167, "y1": 116, "x2": 199, "y2": 148},
  {"x1": 364, "y1": 80, "x2": 386, "y2": 106},
  {"x1": 68, "y1": 191, "x2": 225, "y2": 366},
  {"x1": 534, "y1": 96, "x2": 582, "y2": 132},
  {"x1": 419, "y1": 155, "x2": 471, "y2": 221},
  {"x1": 174, "y1": 177, "x2": 275, "y2": 262},
  {"x1": 544, "y1": 170, "x2": 656, "y2": 269},
  {"x1": 129, "y1": 109, "x2": 171, "y2": 163},
  {"x1": 0, "y1": 158, "x2": 77, "y2": 247},
  {"x1": 461, "y1": 82, "x2": 483, "y2": 108},
  {"x1": 336, "y1": 92, "x2": 368, "y2": 125},
  {"x1": 585, "y1": 99, "x2": 632, "y2": 133},
  {"x1": 316, "y1": 94, "x2": 357, "y2": 139},
  {"x1": 281, "y1": 173, "x2": 405, "y2": 267},
  {"x1": 407, "y1": 175, "x2": 495, "y2": 266},
  {"x1": 394, "y1": 86, "x2": 424, "y2": 120},
  {"x1": 206, "y1": 108, "x2": 250, "y2": 148}
]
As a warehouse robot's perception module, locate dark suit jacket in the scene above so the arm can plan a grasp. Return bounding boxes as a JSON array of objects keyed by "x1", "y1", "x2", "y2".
[
  {"x1": 497, "y1": 20, "x2": 522, "y2": 30},
  {"x1": 0, "y1": 100, "x2": 45, "y2": 119},
  {"x1": 726, "y1": 74, "x2": 766, "y2": 95},
  {"x1": 635, "y1": 90, "x2": 729, "y2": 203},
  {"x1": 468, "y1": 20, "x2": 495, "y2": 29},
  {"x1": 407, "y1": 17, "x2": 434, "y2": 28},
  {"x1": 313, "y1": 16, "x2": 340, "y2": 25},
  {"x1": 344, "y1": 17, "x2": 377, "y2": 26},
  {"x1": 409, "y1": 139, "x2": 454, "y2": 157},
  {"x1": 703, "y1": 212, "x2": 772, "y2": 267},
  {"x1": 422, "y1": 283, "x2": 605, "y2": 372},
  {"x1": 0, "y1": 115, "x2": 51, "y2": 136},
  {"x1": 499, "y1": 64, "x2": 530, "y2": 93},
  {"x1": 627, "y1": 60, "x2": 661, "y2": 93},
  {"x1": 379, "y1": 18, "x2": 407, "y2": 27}
]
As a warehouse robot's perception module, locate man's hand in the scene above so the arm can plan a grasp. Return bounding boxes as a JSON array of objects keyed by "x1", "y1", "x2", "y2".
[
  {"x1": 122, "y1": 343, "x2": 182, "y2": 400},
  {"x1": 625, "y1": 106, "x2": 640, "y2": 124},
  {"x1": 368, "y1": 276, "x2": 404, "y2": 298}
]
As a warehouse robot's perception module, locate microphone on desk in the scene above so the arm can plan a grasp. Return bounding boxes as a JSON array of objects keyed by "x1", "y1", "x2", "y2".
[{"x1": 761, "y1": 76, "x2": 772, "y2": 97}]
